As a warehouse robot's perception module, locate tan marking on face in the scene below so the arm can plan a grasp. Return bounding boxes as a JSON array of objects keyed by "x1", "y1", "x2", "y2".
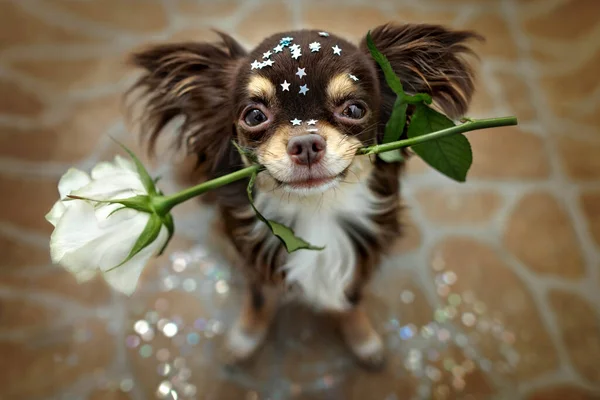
[
  {"x1": 326, "y1": 73, "x2": 356, "y2": 103},
  {"x1": 318, "y1": 122, "x2": 361, "y2": 161},
  {"x1": 246, "y1": 75, "x2": 276, "y2": 102}
]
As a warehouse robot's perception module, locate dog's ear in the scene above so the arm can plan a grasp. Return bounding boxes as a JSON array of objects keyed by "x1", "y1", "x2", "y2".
[
  {"x1": 127, "y1": 31, "x2": 246, "y2": 172},
  {"x1": 360, "y1": 23, "x2": 483, "y2": 119}
]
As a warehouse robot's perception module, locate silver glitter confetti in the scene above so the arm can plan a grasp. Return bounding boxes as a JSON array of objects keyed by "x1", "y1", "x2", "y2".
[
  {"x1": 250, "y1": 60, "x2": 261, "y2": 70},
  {"x1": 299, "y1": 84, "x2": 309, "y2": 95},
  {"x1": 296, "y1": 67, "x2": 307, "y2": 79}
]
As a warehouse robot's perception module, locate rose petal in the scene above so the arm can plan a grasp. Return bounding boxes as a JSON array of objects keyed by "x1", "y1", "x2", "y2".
[
  {"x1": 58, "y1": 168, "x2": 91, "y2": 198},
  {"x1": 71, "y1": 171, "x2": 146, "y2": 200},
  {"x1": 102, "y1": 225, "x2": 168, "y2": 295},
  {"x1": 45, "y1": 200, "x2": 66, "y2": 227},
  {"x1": 114, "y1": 155, "x2": 137, "y2": 172},
  {"x1": 56, "y1": 205, "x2": 150, "y2": 273}
]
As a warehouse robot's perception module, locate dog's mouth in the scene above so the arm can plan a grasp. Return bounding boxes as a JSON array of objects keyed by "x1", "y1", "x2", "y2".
[{"x1": 273, "y1": 165, "x2": 351, "y2": 193}]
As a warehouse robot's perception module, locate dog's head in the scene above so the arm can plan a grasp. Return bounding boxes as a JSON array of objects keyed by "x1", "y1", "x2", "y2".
[{"x1": 129, "y1": 24, "x2": 480, "y2": 196}]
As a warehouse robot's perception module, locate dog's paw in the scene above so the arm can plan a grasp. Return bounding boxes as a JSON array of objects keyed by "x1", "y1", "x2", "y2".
[
  {"x1": 348, "y1": 333, "x2": 386, "y2": 371},
  {"x1": 223, "y1": 324, "x2": 265, "y2": 366}
]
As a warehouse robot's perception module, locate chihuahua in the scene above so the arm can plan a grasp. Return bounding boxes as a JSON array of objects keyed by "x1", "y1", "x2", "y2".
[{"x1": 128, "y1": 23, "x2": 480, "y2": 368}]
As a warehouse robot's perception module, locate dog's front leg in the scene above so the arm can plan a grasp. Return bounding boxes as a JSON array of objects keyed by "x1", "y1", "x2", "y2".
[
  {"x1": 338, "y1": 301, "x2": 385, "y2": 370},
  {"x1": 224, "y1": 283, "x2": 279, "y2": 364}
]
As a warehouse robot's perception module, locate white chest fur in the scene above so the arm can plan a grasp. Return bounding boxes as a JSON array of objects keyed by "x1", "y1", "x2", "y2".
[{"x1": 255, "y1": 179, "x2": 376, "y2": 311}]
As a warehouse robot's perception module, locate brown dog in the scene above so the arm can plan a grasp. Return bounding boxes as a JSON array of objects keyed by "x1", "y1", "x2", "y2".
[{"x1": 128, "y1": 23, "x2": 480, "y2": 369}]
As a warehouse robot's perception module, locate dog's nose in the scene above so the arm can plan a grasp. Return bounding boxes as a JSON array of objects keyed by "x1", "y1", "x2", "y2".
[{"x1": 287, "y1": 135, "x2": 326, "y2": 166}]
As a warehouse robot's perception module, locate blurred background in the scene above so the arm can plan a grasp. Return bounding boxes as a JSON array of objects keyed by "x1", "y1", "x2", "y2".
[{"x1": 1, "y1": 0, "x2": 599, "y2": 399}]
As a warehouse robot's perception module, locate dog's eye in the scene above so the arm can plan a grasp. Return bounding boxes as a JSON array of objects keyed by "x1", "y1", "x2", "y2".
[
  {"x1": 244, "y1": 108, "x2": 268, "y2": 127},
  {"x1": 341, "y1": 104, "x2": 366, "y2": 120}
]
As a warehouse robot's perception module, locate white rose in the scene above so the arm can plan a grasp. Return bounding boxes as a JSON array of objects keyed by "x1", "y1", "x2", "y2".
[{"x1": 46, "y1": 156, "x2": 169, "y2": 295}]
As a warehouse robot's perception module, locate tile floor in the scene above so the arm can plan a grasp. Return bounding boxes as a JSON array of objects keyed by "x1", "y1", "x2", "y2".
[{"x1": 0, "y1": 0, "x2": 599, "y2": 399}]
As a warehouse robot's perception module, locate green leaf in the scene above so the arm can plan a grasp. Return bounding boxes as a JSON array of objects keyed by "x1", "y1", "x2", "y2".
[
  {"x1": 407, "y1": 104, "x2": 472, "y2": 182},
  {"x1": 105, "y1": 213, "x2": 163, "y2": 272},
  {"x1": 404, "y1": 93, "x2": 433, "y2": 105},
  {"x1": 366, "y1": 31, "x2": 404, "y2": 96},
  {"x1": 379, "y1": 97, "x2": 407, "y2": 163},
  {"x1": 112, "y1": 138, "x2": 157, "y2": 196},
  {"x1": 246, "y1": 172, "x2": 324, "y2": 253},
  {"x1": 232, "y1": 140, "x2": 259, "y2": 164},
  {"x1": 158, "y1": 213, "x2": 175, "y2": 256}
]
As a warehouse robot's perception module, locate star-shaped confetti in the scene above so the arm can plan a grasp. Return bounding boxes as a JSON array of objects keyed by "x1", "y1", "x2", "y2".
[
  {"x1": 319, "y1": 32, "x2": 330, "y2": 37},
  {"x1": 281, "y1": 36, "x2": 293, "y2": 42},
  {"x1": 309, "y1": 42, "x2": 321, "y2": 52},
  {"x1": 307, "y1": 119, "x2": 317, "y2": 125},
  {"x1": 273, "y1": 44, "x2": 284, "y2": 53},
  {"x1": 281, "y1": 80, "x2": 290, "y2": 91},
  {"x1": 262, "y1": 50, "x2": 272, "y2": 59},
  {"x1": 250, "y1": 60, "x2": 261, "y2": 70},
  {"x1": 296, "y1": 67, "x2": 306, "y2": 79},
  {"x1": 299, "y1": 84, "x2": 309, "y2": 95},
  {"x1": 349, "y1": 74, "x2": 359, "y2": 81},
  {"x1": 291, "y1": 118, "x2": 302, "y2": 126},
  {"x1": 332, "y1": 45, "x2": 342, "y2": 55},
  {"x1": 291, "y1": 50, "x2": 302, "y2": 59},
  {"x1": 290, "y1": 44, "x2": 300, "y2": 52},
  {"x1": 263, "y1": 59, "x2": 275, "y2": 67}
]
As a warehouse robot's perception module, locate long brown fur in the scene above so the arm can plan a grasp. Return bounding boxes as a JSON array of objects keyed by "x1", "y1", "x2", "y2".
[{"x1": 126, "y1": 23, "x2": 481, "y2": 366}]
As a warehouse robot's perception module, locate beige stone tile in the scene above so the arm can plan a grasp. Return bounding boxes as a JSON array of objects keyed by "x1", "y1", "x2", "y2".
[
  {"x1": 12, "y1": 54, "x2": 131, "y2": 91},
  {"x1": 0, "y1": 233, "x2": 49, "y2": 269},
  {"x1": 0, "y1": 94, "x2": 123, "y2": 163},
  {"x1": 22, "y1": 112, "x2": 117, "y2": 164},
  {"x1": 341, "y1": 365, "x2": 416, "y2": 400},
  {"x1": 580, "y1": 191, "x2": 600, "y2": 247},
  {"x1": 0, "y1": 318, "x2": 114, "y2": 398},
  {"x1": 415, "y1": 188, "x2": 502, "y2": 225},
  {"x1": 504, "y1": 192, "x2": 585, "y2": 279},
  {"x1": 429, "y1": 345, "x2": 495, "y2": 400},
  {"x1": 89, "y1": 388, "x2": 132, "y2": 400},
  {"x1": 539, "y1": 48, "x2": 600, "y2": 127},
  {"x1": 0, "y1": 298, "x2": 60, "y2": 330},
  {"x1": 1, "y1": 272, "x2": 112, "y2": 307},
  {"x1": 236, "y1": 2, "x2": 293, "y2": 46},
  {"x1": 462, "y1": 13, "x2": 519, "y2": 60},
  {"x1": 0, "y1": 2, "x2": 101, "y2": 50},
  {"x1": 48, "y1": 0, "x2": 168, "y2": 33},
  {"x1": 166, "y1": 27, "x2": 218, "y2": 43},
  {"x1": 468, "y1": 126, "x2": 551, "y2": 179},
  {"x1": 549, "y1": 290, "x2": 600, "y2": 384},
  {"x1": 175, "y1": 0, "x2": 241, "y2": 18},
  {"x1": 527, "y1": 385, "x2": 600, "y2": 400},
  {"x1": 0, "y1": 174, "x2": 60, "y2": 234},
  {"x1": 496, "y1": 71, "x2": 538, "y2": 122},
  {"x1": 405, "y1": 154, "x2": 432, "y2": 176},
  {"x1": 557, "y1": 138, "x2": 600, "y2": 182},
  {"x1": 370, "y1": 271, "x2": 434, "y2": 329},
  {"x1": 302, "y1": 4, "x2": 389, "y2": 42},
  {"x1": 137, "y1": 235, "x2": 197, "y2": 287},
  {"x1": 389, "y1": 210, "x2": 422, "y2": 254},
  {"x1": 469, "y1": 73, "x2": 497, "y2": 117},
  {"x1": 394, "y1": 9, "x2": 457, "y2": 26},
  {"x1": 522, "y1": 0, "x2": 600, "y2": 40},
  {"x1": 431, "y1": 237, "x2": 559, "y2": 379},
  {"x1": 0, "y1": 78, "x2": 44, "y2": 117}
]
